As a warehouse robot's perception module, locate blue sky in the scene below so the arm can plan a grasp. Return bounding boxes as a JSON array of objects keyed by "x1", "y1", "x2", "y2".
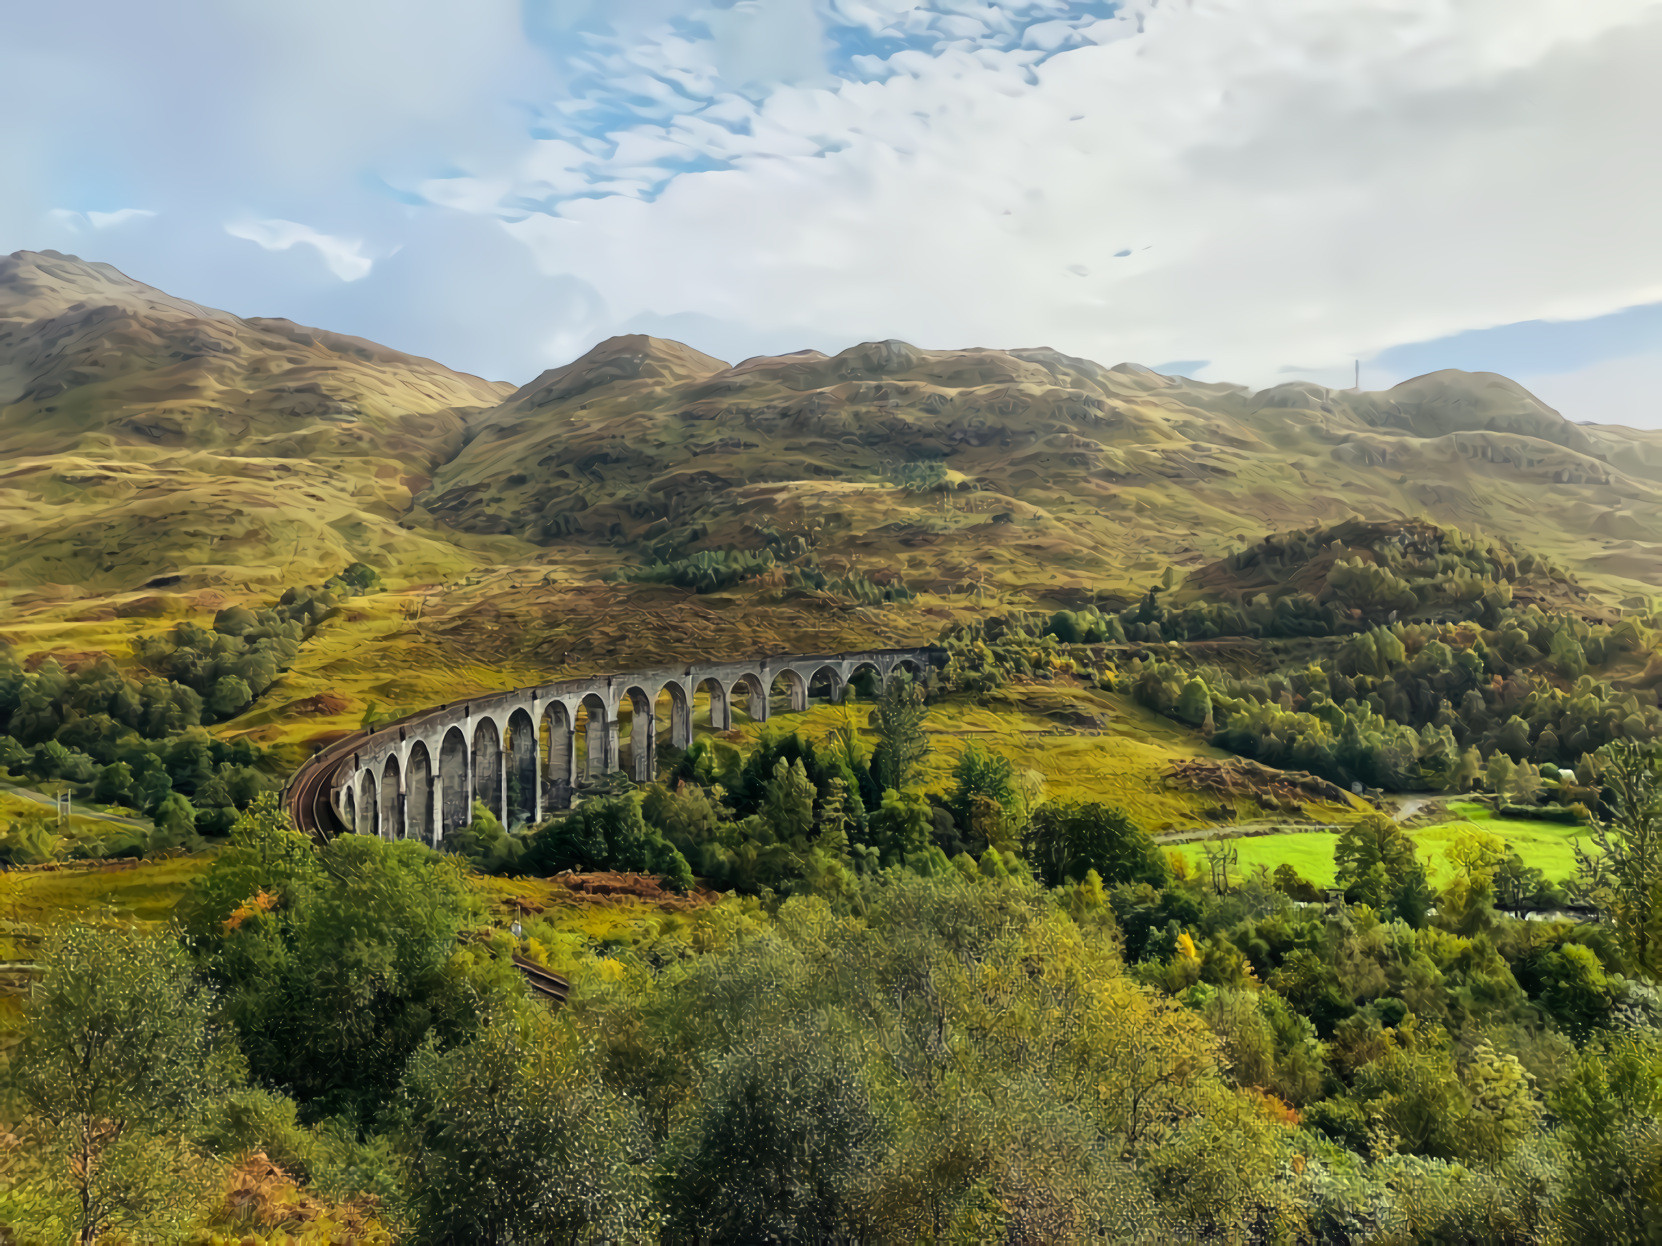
[{"x1": 5, "y1": 0, "x2": 1662, "y2": 426}]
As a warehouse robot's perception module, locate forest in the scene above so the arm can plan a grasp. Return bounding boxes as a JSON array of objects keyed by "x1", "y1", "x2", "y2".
[
  {"x1": 2, "y1": 665, "x2": 1660, "y2": 1241},
  {"x1": 0, "y1": 567, "x2": 379, "y2": 862},
  {"x1": 3, "y1": 522, "x2": 1662, "y2": 1242}
]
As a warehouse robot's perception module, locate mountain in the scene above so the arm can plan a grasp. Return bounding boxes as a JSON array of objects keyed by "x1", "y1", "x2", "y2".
[
  {"x1": 0, "y1": 250, "x2": 515, "y2": 594},
  {"x1": 2, "y1": 253, "x2": 1659, "y2": 683},
  {"x1": 426, "y1": 337, "x2": 1662, "y2": 605}
]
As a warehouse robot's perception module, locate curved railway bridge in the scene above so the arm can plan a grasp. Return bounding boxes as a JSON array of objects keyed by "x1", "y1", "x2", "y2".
[{"x1": 283, "y1": 647, "x2": 936, "y2": 845}]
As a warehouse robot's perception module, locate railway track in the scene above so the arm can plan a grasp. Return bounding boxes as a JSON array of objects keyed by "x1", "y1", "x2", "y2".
[{"x1": 513, "y1": 953, "x2": 571, "y2": 1008}]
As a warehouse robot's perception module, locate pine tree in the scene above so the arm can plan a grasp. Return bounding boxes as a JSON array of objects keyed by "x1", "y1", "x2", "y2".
[
  {"x1": 873, "y1": 673, "x2": 929, "y2": 792},
  {"x1": 1486, "y1": 752, "x2": 1517, "y2": 804}
]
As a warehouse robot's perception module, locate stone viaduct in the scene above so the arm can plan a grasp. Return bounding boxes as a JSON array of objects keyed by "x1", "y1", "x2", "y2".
[{"x1": 284, "y1": 647, "x2": 936, "y2": 845}]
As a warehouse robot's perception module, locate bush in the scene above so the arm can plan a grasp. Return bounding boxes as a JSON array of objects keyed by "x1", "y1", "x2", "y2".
[{"x1": 522, "y1": 795, "x2": 693, "y2": 891}]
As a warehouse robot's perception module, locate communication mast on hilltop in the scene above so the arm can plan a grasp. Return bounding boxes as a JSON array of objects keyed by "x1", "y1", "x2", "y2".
[{"x1": 1353, "y1": 359, "x2": 1360, "y2": 391}]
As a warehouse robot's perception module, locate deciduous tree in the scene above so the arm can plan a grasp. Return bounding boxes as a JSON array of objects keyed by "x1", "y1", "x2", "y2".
[{"x1": 5, "y1": 925, "x2": 236, "y2": 1244}]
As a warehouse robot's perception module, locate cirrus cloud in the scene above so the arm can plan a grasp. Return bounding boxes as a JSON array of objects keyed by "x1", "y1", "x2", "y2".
[
  {"x1": 5, "y1": 0, "x2": 1662, "y2": 425},
  {"x1": 224, "y1": 218, "x2": 375, "y2": 282}
]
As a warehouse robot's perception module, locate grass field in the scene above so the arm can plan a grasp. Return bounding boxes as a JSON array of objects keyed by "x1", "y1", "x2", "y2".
[
  {"x1": 1171, "y1": 800, "x2": 1593, "y2": 888},
  {"x1": 728, "y1": 680, "x2": 1330, "y2": 832},
  {"x1": 0, "y1": 787, "x2": 146, "y2": 843},
  {"x1": 0, "y1": 853, "x2": 214, "y2": 932}
]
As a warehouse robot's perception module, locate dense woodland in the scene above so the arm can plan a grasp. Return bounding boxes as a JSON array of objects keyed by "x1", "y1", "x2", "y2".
[{"x1": 2, "y1": 682, "x2": 1661, "y2": 1240}]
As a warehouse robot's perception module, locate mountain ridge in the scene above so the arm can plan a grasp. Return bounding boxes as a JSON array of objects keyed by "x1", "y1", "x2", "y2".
[{"x1": 0, "y1": 251, "x2": 1657, "y2": 623}]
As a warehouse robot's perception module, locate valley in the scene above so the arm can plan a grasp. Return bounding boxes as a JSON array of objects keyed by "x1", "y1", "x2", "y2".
[{"x1": 2, "y1": 250, "x2": 1661, "y2": 1241}]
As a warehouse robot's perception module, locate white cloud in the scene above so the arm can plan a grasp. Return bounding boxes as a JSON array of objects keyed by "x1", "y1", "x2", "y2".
[
  {"x1": 1522, "y1": 351, "x2": 1662, "y2": 430},
  {"x1": 86, "y1": 208, "x2": 157, "y2": 229},
  {"x1": 224, "y1": 219, "x2": 375, "y2": 282},
  {"x1": 489, "y1": 0, "x2": 1662, "y2": 388},
  {"x1": 9, "y1": 0, "x2": 1662, "y2": 418},
  {"x1": 46, "y1": 207, "x2": 156, "y2": 231}
]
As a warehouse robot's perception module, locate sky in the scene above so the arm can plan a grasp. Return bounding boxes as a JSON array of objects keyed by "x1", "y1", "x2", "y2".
[{"x1": 4, "y1": 0, "x2": 1661, "y2": 427}]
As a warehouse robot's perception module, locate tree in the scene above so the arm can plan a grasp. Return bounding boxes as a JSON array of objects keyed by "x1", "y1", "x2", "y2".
[
  {"x1": 1487, "y1": 751, "x2": 1518, "y2": 804},
  {"x1": 395, "y1": 1007, "x2": 651, "y2": 1244},
  {"x1": 1334, "y1": 813, "x2": 1433, "y2": 925},
  {"x1": 443, "y1": 799, "x2": 523, "y2": 874},
  {"x1": 1452, "y1": 746, "x2": 1483, "y2": 792},
  {"x1": 864, "y1": 788, "x2": 933, "y2": 869},
  {"x1": 1025, "y1": 801, "x2": 1166, "y2": 888},
  {"x1": 1550, "y1": 1032, "x2": 1662, "y2": 1241},
  {"x1": 763, "y1": 756, "x2": 816, "y2": 843},
  {"x1": 873, "y1": 672, "x2": 929, "y2": 792},
  {"x1": 335, "y1": 561, "x2": 381, "y2": 593},
  {"x1": 150, "y1": 791, "x2": 197, "y2": 850},
  {"x1": 1574, "y1": 740, "x2": 1662, "y2": 977},
  {"x1": 207, "y1": 674, "x2": 253, "y2": 720},
  {"x1": 0, "y1": 813, "x2": 58, "y2": 865},
  {"x1": 187, "y1": 797, "x2": 509, "y2": 1120},
  {"x1": 4, "y1": 926, "x2": 236, "y2": 1243},
  {"x1": 522, "y1": 793, "x2": 692, "y2": 890},
  {"x1": 947, "y1": 742, "x2": 1018, "y2": 852},
  {"x1": 1176, "y1": 677, "x2": 1213, "y2": 729},
  {"x1": 1446, "y1": 829, "x2": 1508, "y2": 880},
  {"x1": 93, "y1": 761, "x2": 134, "y2": 806},
  {"x1": 659, "y1": 1022, "x2": 881, "y2": 1242}
]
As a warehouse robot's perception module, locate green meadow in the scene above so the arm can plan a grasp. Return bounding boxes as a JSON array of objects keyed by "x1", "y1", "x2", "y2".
[{"x1": 1172, "y1": 800, "x2": 1594, "y2": 888}]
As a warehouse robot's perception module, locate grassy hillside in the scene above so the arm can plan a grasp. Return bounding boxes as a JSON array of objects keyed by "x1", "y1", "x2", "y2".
[
  {"x1": 426, "y1": 337, "x2": 1662, "y2": 610},
  {"x1": 0, "y1": 249, "x2": 519, "y2": 594},
  {"x1": 1, "y1": 252, "x2": 1659, "y2": 798}
]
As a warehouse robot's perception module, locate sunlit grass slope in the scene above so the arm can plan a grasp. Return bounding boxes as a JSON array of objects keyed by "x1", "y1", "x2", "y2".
[{"x1": 1171, "y1": 801, "x2": 1593, "y2": 888}]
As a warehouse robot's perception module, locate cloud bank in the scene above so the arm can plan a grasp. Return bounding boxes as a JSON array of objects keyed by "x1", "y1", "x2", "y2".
[{"x1": 4, "y1": 0, "x2": 1661, "y2": 421}]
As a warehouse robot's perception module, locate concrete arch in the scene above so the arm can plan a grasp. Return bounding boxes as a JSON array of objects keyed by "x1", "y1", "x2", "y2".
[
  {"x1": 846, "y1": 661, "x2": 882, "y2": 700},
  {"x1": 439, "y1": 725, "x2": 471, "y2": 837},
  {"x1": 542, "y1": 700, "x2": 575, "y2": 811},
  {"x1": 380, "y1": 754, "x2": 403, "y2": 840},
  {"x1": 407, "y1": 741, "x2": 434, "y2": 846},
  {"x1": 695, "y1": 676, "x2": 731, "y2": 731},
  {"x1": 506, "y1": 707, "x2": 539, "y2": 828},
  {"x1": 472, "y1": 716, "x2": 504, "y2": 825},
  {"x1": 808, "y1": 664, "x2": 846, "y2": 703},
  {"x1": 730, "y1": 672, "x2": 767, "y2": 723},
  {"x1": 769, "y1": 667, "x2": 808, "y2": 715},
  {"x1": 357, "y1": 768, "x2": 379, "y2": 838},
  {"x1": 619, "y1": 684, "x2": 655, "y2": 782},
  {"x1": 574, "y1": 693, "x2": 612, "y2": 783},
  {"x1": 656, "y1": 679, "x2": 692, "y2": 756},
  {"x1": 284, "y1": 647, "x2": 935, "y2": 845},
  {"x1": 893, "y1": 656, "x2": 928, "y2": 681}
]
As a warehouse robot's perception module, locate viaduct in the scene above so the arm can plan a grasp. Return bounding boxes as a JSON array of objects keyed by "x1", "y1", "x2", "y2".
[{"x1": 283, "y1": 647, "x2": 936, "y2": 844}]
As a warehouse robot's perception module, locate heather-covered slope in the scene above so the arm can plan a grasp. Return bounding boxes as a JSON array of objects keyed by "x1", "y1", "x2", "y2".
[
  {"x1": 0, "y1": 250, "x2": 517, "y2": 593},
  {"x1": 426, "y1": 337, "x2": 1662, "y2": 605}
]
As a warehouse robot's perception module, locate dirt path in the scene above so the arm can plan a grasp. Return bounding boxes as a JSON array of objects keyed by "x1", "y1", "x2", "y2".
[
  {"x1": 1154, "y1": 820, "x2": 1330, "y2": 845},
  {"x1": 1392, "y1": 795, "x2": 1463, "y2": 823},
  {"x1": 1, "y1": 782, "x2": 152, "y2": 832}
]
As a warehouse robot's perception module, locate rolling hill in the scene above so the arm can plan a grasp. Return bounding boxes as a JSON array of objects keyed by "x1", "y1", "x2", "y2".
[
  {"x1": 0, "y1": 249, "x2": 516, "y2": 596},
  {"x1": 1, "y1": 250, "x2": 1659, "y2": 721},
  {"x1": 426, "y1": 334, "x2": 1662, "y2": 608}
]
